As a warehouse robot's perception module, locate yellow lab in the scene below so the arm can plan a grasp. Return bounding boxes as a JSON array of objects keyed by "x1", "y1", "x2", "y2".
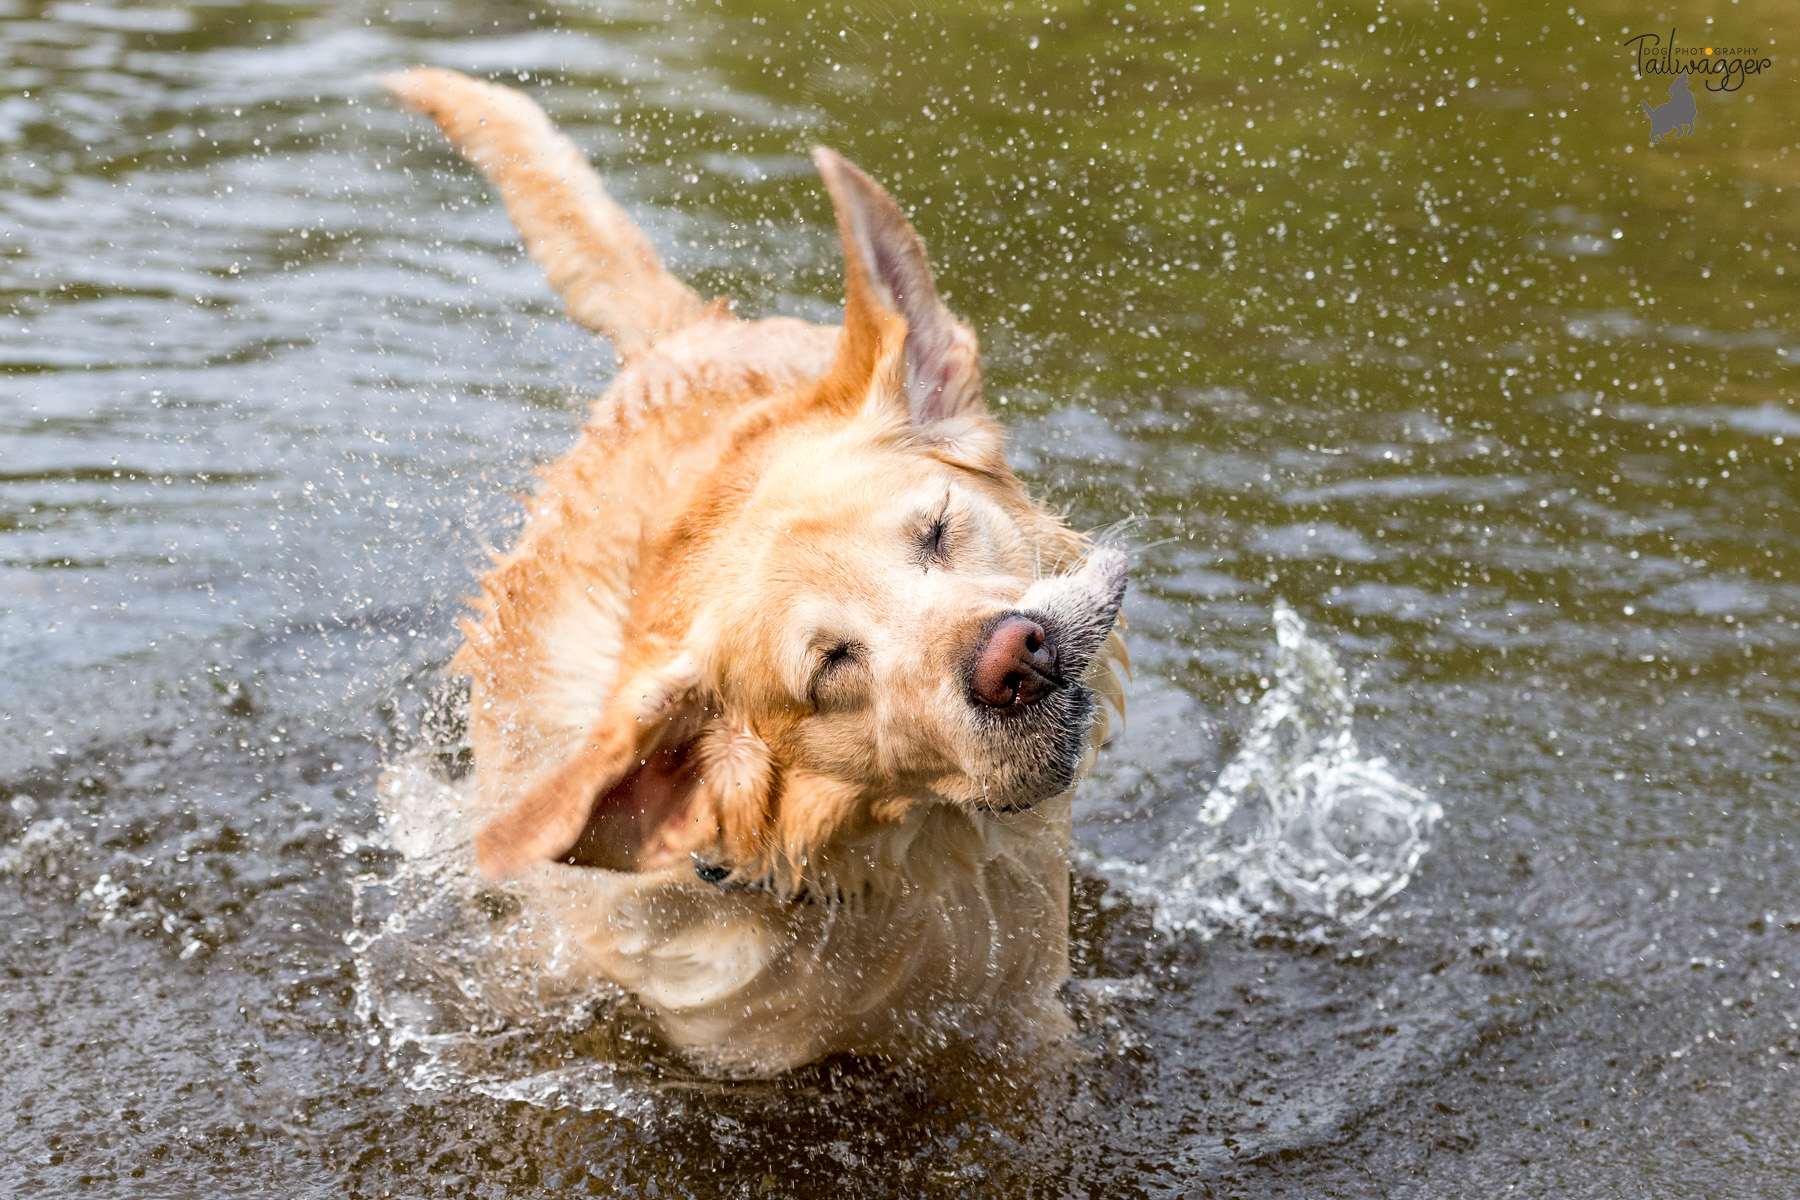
[{"x1": 385, "y1": 68, "x2": 1128, "y2": 1075}]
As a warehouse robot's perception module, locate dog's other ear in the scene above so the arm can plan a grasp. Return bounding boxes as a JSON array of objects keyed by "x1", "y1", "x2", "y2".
[
  {"x1": 813, "y1": 148, "x2": 984, "y2": 428},
  {"x1": 473, "y1": 652, "x2": 707, "y2": 877}
]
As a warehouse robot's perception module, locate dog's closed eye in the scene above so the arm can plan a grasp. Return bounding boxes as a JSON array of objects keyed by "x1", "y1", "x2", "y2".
[
  {"x1": 917, "y1": 514, "x2": 951, "y2": 567},
  {"x1": 809, "y1": 641, "x2": 863, "y2": 705}
]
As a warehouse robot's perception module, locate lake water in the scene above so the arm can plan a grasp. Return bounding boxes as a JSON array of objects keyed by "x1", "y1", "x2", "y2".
[{"x1": 3, "y1": 0, "x2": 1797, "y2": 1195}]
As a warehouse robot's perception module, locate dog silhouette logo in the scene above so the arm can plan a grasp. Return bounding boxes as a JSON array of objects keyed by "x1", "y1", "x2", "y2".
[{"x1": 1642, "y1": 75, "x2": 1698, "y2": 144}]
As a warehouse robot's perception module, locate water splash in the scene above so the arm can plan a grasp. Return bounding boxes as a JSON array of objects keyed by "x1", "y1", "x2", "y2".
[
  {"x1": 0, "y1": 816, "x2": 77, "y2": 878},
  {"x1": 1100, "y1": 603, "x2": 1441, "y2": 936},
  {"x1": 349, "y1": 761, "x2": 656, "y2": 1116}
]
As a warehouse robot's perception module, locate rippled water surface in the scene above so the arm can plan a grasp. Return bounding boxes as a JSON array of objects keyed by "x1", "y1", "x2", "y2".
[{"x1": 4, "y1": 0, "x2": 1798, "y2": 1195}]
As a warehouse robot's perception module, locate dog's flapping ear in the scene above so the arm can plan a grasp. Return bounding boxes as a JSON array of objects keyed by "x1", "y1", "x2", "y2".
[
  {"x1": 813, "y1": 148, "x2": 984, "y2": 430},
  {"x1": 474, "y1": 651, "x2": 727, "y2": 878}
]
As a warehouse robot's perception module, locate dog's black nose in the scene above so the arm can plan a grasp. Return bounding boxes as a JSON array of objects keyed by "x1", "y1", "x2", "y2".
[{"x1": 970, "y1": 616, "x2": 1059, "y2": 708}]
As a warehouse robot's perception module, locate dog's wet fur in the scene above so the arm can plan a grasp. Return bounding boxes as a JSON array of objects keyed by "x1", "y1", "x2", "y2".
[{"x1": 386, "y1": 68, "x2": 1128, "y2": 1075}]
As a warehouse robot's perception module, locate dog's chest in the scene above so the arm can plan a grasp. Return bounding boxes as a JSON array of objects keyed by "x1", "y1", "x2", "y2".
[{"x1": 513, "y1": 798, "x2": 1075, "y2": 1074}]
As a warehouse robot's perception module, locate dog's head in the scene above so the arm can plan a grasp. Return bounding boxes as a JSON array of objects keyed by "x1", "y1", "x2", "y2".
[{"x1": 475, "y1": 151, "x2": 1127, "y2": 887}]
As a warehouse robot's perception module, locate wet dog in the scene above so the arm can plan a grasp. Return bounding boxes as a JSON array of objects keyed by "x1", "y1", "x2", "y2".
[{"x1": 385, "y1": 68, "x2": 1127, "y2": 1075}]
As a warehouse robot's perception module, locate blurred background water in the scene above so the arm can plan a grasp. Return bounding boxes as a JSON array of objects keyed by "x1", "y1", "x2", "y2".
[{"x1": 2, "y1": 0, "x2": 1797, "y2": 1195}]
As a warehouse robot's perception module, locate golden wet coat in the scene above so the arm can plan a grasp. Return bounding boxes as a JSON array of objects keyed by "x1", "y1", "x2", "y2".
[{"x1": 387, "y1": 67, "x2": 1127, "y2": 1075}]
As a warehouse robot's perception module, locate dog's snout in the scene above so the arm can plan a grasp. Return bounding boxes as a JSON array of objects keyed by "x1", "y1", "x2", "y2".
[{"x1": 970, "y1": 615, "x2": 1059, "y2": 709}]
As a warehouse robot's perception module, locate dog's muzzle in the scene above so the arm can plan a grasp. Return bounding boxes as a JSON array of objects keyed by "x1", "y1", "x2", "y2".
[{"x1": 965, "y1": 548, "x2": 1128, "y2": 713}]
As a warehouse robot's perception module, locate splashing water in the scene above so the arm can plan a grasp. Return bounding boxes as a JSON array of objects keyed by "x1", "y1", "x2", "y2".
[
  {"x1": 349, "y1": 764, "x2": 659, "y2": 1115},
  {"x1": 1100, "y1": 603, "x2": 1441, "y2": 936}
]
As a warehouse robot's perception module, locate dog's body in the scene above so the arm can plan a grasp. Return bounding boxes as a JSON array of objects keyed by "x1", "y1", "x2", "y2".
[{"x1": 387, "y1": 69, "x2": 1126, "y2": 1075}]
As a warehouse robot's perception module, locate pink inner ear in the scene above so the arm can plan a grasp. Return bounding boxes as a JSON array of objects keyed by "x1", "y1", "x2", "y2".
[{"x1": 557, "y1": 744, "x2": 706, "y2": 873}]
